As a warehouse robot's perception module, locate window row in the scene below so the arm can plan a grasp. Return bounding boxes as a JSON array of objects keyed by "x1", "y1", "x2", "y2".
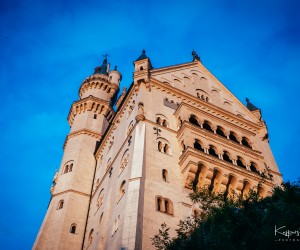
[
  {"x1": 188, "y1": 115, "x2": 252, "y2": 149},
  {"x1": 191, "y1": 139, "x2": 260, "y2": 174}
]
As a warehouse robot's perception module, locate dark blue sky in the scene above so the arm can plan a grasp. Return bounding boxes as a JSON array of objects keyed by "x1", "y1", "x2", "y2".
[{"x1": 1, "y1": 0, "x2": 299, "y2": 249}]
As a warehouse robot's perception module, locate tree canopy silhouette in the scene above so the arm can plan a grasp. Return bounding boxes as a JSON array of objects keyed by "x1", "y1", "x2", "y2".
[{"x1": 151, "y1": 181, "x2": 300, "y2": 250}]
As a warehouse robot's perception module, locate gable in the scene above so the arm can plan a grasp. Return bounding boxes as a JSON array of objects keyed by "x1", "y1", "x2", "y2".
[{"x1": 151, "y1": 63, "x2": 260, "y2": 123}]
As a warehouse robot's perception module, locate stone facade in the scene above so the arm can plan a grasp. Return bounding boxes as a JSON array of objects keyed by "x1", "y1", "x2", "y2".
[{"x1": 34, "y1": 50, "x2": 282, "y2": 250}]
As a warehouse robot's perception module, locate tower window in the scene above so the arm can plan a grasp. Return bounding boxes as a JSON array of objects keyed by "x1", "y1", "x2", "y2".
[
  {"x1": 57, "y1": 200, "x2": 64, "y2": 210},
  {"x1": 94, "y1": 114, "x2": 97, "y2": 119},
  {"x1": 70, "y1": 224, "x2": 77, "y2": 234},
  {"x1": 63, "y1": 162, "x2": 74, "y2": 174},
  {"x1": 88, "y1": 229, "x2": 94, "y2": 245},
  {"x1": 156, "y1": 196, "x2": 174, "y2": 215},
  {"x1": 162, "y1": 169, "x2": 168, "y2": 182},
  {"x1": 119, "y1": 180, "x2": 126, "y2": 201},
  {"x1": 63, "y1": 165, "x2": 69, "y2": 174}
]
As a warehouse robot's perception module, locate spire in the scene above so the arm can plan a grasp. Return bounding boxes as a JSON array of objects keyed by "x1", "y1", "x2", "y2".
[
  {"x1": 94, "y1": 55, "x2": 109, "y2": 75},
  {"x1": 246, "y1": 98, "x2": 260, "y2": 111},
  {"x1": 192, "y1": 49, "x2": 201, "y2": 62},
  {"x1": 135, "y1": 49, "x2": 148, "y2": 61}
]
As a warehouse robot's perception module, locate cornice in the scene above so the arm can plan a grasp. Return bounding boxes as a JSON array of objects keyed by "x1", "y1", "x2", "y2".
[
  {"x1": 79, "y1": 74, "x2": 119, "y2": 99},
  {"x1": 52, "y1": 189, "x2": 90, "y2": 198},
  {"x1": 67, "y1": 95, "x2": 114, "y2": 126},
  {"x1": 64, "y1": 128, "x2": 102, "y2": 149}
]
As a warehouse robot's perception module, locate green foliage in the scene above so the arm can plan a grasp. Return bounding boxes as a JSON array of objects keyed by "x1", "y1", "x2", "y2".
[{"x1": 151, "y1": 182, "x2": 300, "y2": 250}]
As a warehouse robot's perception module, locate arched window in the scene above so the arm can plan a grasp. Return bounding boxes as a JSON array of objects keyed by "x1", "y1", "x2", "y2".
[
  {"x1": 250, "y1": 162, "x2": 259, "y2": 174},
  {"x1": 120, "y1": 150, "x2": 129, "y2": 174},
  {"x1": 208, "y1": 145, "x2": 218, "y2": 158},
  {"x1": 63, "y1": 165, "x2": 69, "y2": 174},
  {"x1": 216, "y1": 126, "x2": 226, "y2": 138},
  {"x1": 158, "y1": 141, "x2": 163, "y2": 152},
  {"x1": 237, "y1": 157, "x2": 247, "y2": 169},
  {"x1": 63, "y1": 161, "x2": 74, "y2": 174},
  {"x1": 203, "y1": 120, "x2": 213, "y2": 132},
  {"x1": 162, "y1": 119, "x2": 167, "y2": 127},
  {"x1": 157, "y1": 138, "x2": 171, "y2": 155},
  {"x1": 196, "y1": 89, "x2": 209, "y2": 102},
  {"x1": 165, "y1": 200, "x2": 171, "y2": 214},
  {"x1": 189, "y1": 115, "x2": 200, "y2": 126},
  {"x1": 229, "y1": 132, "x2": 239, "y2": 143},
  {"x1": 156, "y1": 117, "x2": 162, "y2": 125},
  {"x1": 156, "y1": 114, "x2": 169, "y2": 127},
  {"x1": 223, "y1": 151, "x2": 232, "y2": 163},
  {"x1": 97, "y1": 189, "x2": 104, "y2": 208},
  {"x1": 194, "y1": 139, "x2": 204, "y2": 152},
  {"x1": 119, "y1": 181, "x2": 126, "y2": 200},
  {"x1": 112, "y1": 215, "x2": 120, "y2": 235},
  {"x1": 57, "y1": 200, "x2": 64, "y2": 210},
  {"x1": 163, "y1": 144, "x2": 169, "y2": 154},
  {"x1": 99, "y1": 212, "x2": 103, "y2": 226},
  {"x1": 181, "y1": 141, "x2": 186, "y2": 154},
  {"x1": 157, "y1": 197, "x2": 163, "y2": 211},
  {"x1": 241, "y1": 137, "x2": 252, "y2": 148},
  {"x1": 88, "y1": 229, "x2": 94, "y2": 245},
  {"x1": 70, "y1": 224, "x2": 77, "y2": 234},
  {"x1": 162, "y1": 169, "x2": 168, "y2": 182},
  {"x1": 156, "y1": 196, "x2": 174, "y2": 215}
]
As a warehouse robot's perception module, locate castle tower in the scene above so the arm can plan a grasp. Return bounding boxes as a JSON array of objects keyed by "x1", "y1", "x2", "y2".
[{"x1": 33, "y1": 57, "x2": 121, "y2": 250}]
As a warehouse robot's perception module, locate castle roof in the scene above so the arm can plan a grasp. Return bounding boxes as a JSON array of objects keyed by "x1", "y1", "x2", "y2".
[
  {"x1": 246, "y1": 98, "x2": 260, "y2": 111},
  {"x1": 135, "y1": 49, "x2": 148, "y2": 61},
  {"x1": 94, "y1": 57, "x2": 108, "y2": 75}
]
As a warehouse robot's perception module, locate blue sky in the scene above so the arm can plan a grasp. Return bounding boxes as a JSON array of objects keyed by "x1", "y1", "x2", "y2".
[{"x1": 1, "y1": 0, "x2": 299, "y2": 249}]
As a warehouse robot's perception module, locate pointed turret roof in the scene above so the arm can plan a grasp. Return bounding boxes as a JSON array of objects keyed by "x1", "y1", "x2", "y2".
[
  {"x1": 246, "y1": 98, "x2": 260, "y2": 111},
  {"x1": 94, "y1": 57, "x2": 109, "y2": 75},
  {"x1": 135, "y1": 49, "x2": 148, "y2": 61}
]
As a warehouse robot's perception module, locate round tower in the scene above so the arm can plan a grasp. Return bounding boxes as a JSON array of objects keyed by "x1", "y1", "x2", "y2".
[{"x1": 33, "y1": 57, "x2": 120, "y2": 250}]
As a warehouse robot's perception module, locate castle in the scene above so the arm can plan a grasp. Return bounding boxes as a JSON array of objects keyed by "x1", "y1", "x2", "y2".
[{"x1": 33, "y1": 50, "x2": 282, "y2": 250}]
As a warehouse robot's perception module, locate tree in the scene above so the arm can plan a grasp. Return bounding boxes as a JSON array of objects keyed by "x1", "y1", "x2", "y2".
[{"x1": 151, "y1": 181, "x2": 300, "y2": 250}]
